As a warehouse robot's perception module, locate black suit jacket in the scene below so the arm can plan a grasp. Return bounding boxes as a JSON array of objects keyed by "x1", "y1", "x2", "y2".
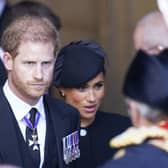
[{"x1": 0, "y1": 89, "x2": 80, "y2": 168}]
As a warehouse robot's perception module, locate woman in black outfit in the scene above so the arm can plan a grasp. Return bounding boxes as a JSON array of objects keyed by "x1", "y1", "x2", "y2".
[{"x1": 53, "y1": 40, "x2": 131, "y2": 168}]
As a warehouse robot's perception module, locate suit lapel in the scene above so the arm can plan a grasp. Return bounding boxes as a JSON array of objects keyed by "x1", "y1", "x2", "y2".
[
  {"x1": 44, "y1": 96, "x2": 71, "y2": 168},
  {"x1": 0, "y1": 89, "x2": 23, "y2": 165}
]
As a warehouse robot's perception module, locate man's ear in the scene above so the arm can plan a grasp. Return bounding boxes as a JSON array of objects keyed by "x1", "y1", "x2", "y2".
[
  {"x1": 129, "y1": 101, "x2": 141, "y2": 127},
  {"x1": 3, "y1": 52, "x2": 13, "y2": 71}
]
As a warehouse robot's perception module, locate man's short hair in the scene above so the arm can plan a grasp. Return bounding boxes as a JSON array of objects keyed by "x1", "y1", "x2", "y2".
[{"x1": 1, "y1": 15, "x2": 59, "y2": 57}]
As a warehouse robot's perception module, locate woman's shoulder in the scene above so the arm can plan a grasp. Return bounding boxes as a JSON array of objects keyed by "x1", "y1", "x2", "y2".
[
  {"x1": 97, "y1": 111, "x2": 130, "y2": 121},
  {"x1": 95, "y1": 111, "x2": 131, "y2": 129}
]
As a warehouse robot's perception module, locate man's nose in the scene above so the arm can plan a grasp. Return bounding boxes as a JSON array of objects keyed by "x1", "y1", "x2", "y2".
[{"x1": 34, "y1": 65, "x2": 43, "y2": 80}]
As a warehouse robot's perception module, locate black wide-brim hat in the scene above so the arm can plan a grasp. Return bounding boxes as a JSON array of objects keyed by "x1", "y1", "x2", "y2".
[
  {"x1": 53, "y1": 40, "x2": 105, "y2": 88},
  {"x1": 123, "y1": 49, "x2": 168, "y2": 112}
]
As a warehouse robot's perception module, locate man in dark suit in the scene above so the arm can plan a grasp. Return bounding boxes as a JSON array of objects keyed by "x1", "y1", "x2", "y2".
[{"x1": 0, "y1": 14, "x2": 80, "y2": 168}]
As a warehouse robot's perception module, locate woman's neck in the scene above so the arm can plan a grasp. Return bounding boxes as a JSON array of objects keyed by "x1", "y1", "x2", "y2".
[{"x1": 81, "y1": 117, "x2": 96, "y2": 127}]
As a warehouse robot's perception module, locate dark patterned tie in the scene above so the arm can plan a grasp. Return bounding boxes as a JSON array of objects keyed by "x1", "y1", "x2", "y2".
[{"x1": 26, "y1": 108, "x2": 40, "y2": 168}]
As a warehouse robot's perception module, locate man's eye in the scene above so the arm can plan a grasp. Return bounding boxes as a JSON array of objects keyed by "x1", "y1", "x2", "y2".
[
  {"x1": 25, "y1": 61, "x2": 34, "y2": 65},
  {"x1": 43, "y1": 61, "x2": 51, "y2": 65}
]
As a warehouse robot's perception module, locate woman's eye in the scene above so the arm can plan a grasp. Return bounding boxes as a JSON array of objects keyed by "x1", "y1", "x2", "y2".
[
  {"x1": 94, "y1": 82, "x2": 104, "y2": 89},
  {"x1": 76, "y1": 86, "x2": 87, "y2": 92}
]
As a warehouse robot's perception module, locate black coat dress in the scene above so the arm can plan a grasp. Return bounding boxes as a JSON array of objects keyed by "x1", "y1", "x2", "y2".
[{"x1": 76, "y1": 111, "x2": 131, "y2": 168}]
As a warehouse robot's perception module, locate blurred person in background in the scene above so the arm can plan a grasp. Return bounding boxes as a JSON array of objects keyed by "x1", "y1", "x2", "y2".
[
  {"x1": 133, "y1": 10, "x2": 168, "y2": 54},
  {"x1": 157, "y1": 0, "x2": 168, "y2": 26},
  {"x1": 100, "y1": 49, "x2": 168, "y2": 168}
]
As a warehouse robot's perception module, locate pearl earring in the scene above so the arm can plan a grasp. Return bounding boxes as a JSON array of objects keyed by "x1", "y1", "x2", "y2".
[{"x1": 61, "y1": 92, "x2": 65, "y2": 97}]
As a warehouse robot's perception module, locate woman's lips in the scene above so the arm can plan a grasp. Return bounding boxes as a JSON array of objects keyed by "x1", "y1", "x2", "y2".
[{"x1": 83, "y1": 105, "x2": 97, "y2": 112}]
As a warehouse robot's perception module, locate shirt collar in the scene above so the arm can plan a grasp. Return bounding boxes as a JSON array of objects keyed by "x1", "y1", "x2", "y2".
[{"x1": 3, "y1": 81, "x2": 45, "y2": 122}]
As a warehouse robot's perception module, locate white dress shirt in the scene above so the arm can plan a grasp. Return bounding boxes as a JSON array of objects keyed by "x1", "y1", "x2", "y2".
[{"x1": 3, "y1": 81, "x2": 46, "y2": 168}]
